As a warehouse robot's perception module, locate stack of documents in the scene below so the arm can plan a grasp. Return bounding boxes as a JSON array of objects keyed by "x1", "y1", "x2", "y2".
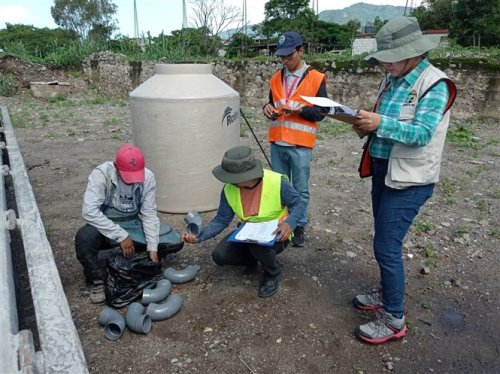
[{"x1": 228, "y1": 220, "x2": 278, "y2": 246}]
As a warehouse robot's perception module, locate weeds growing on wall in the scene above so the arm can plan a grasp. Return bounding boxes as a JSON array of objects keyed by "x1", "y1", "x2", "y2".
[{"x1": 2, "y1": 35, "x2": 500, "y2": 69}]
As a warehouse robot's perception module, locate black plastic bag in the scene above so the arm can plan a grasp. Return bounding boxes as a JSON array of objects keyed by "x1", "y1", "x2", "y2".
[{"x1": 105, "y1": 250, "x2": 163, "y2": 308}]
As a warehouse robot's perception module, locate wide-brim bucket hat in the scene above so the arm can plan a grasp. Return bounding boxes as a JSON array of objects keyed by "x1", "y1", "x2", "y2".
[
  {"x1": 365, "y1": 16, "x2": 441, "y2": 64},
  {"x1": 212, "y1": 145, "x2": 263, "y2": 184}
]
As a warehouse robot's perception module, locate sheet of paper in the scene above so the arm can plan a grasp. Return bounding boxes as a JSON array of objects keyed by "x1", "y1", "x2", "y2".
[
  {"x1": 234, "y1": 219, "x2": 278, "y2": 243},
  {"x1": 300, "y1": 96, "x2": 358, "y2": 116}
]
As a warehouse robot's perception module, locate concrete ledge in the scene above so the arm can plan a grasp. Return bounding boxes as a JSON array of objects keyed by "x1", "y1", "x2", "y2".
[{"x1": 30, "y1": 81, "x2": 71, "y2": 99}]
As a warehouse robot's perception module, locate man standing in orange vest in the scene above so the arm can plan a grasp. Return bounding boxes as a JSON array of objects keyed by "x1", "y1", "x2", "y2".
[{"x1": 262, "y1": 31, "x2": 329, "y2": 247}]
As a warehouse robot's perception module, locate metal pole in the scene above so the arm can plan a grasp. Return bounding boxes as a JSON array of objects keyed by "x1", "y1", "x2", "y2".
[{"x1": 239, "y1": 109, "x2": 272, "y2": 168}]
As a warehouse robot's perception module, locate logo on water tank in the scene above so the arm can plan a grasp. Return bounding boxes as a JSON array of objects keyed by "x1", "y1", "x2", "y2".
[{"x1": 222, "y1": 106, "x2": 239, "y2": 127}]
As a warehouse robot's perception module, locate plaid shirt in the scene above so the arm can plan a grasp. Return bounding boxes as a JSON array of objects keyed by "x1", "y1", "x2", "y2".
[{"x1": 370, "y1": 58, "x2": 450, "y2": 159}]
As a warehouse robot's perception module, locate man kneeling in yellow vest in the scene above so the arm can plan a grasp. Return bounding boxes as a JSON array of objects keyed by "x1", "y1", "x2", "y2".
[{"x1": 182, "y1": 145, "x2": 306, "y2": 298}]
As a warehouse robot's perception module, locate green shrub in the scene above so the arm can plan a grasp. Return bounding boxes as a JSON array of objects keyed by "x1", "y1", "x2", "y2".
[{"x1": 0, "y1": 73, "x2": 16, "y2": 96}]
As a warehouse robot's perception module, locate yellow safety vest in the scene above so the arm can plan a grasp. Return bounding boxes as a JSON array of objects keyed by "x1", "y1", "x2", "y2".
[{"x1": 224, "y1": 169, "x2": 288, "y2": 222}]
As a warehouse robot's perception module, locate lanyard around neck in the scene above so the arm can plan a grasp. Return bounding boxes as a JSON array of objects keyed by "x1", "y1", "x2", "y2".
[{"x1": 284, "y1": 75, "x2": 300, "y2": 100}]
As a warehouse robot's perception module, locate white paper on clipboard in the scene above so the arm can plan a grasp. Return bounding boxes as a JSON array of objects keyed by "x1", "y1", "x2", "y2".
[{"x1": 301, "y1": 96, "x2": 358, "y2": 116}]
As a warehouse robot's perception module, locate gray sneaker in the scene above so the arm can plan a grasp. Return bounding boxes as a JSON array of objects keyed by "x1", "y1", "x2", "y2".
[
  {"x1": 90, "y1": 280, "x2": 106, "y2": 304},
  {"x1": 356, "y1": 310, "x2": 407, "y2": 344},
  {"x1": 353, "y1": 291, "x2": 383, "y2": 310}
]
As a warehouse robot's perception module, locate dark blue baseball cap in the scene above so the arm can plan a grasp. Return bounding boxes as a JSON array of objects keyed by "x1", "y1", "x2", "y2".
[{"x1": 275, "y1": 31, "x2": 303, "y2": 56}]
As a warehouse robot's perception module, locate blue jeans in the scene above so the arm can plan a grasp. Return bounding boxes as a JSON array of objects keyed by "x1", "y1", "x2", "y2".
[
  {"x1": 270, "y1": 143, "x2": 311, "y2": 227},
  {"x1": 371, "y1": 158, "x2": 434, "y2": 318}
]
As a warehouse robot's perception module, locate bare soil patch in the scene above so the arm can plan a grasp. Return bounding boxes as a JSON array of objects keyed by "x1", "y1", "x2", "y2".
[{"x1": 1, "y1": 88, "x2": 499, "y2": 373}]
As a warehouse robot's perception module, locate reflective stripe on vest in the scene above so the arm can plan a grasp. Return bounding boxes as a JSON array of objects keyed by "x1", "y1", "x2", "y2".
[{"x1": 223, "y1": 169, "x2": 288, "y2": 223}]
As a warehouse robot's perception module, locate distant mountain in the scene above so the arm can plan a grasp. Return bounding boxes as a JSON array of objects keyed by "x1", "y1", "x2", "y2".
[
  {"x1": 220, "y1": 2, "x2": 410, "y2": 40},
  {"x1": 319, "y1": 2, "x2": 408, "y2": 26}
]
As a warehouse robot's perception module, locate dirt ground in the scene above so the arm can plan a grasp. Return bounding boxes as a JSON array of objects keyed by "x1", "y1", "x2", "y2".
[{"x1": 1, "y1": 84, "x2": 499, "y2": 374}]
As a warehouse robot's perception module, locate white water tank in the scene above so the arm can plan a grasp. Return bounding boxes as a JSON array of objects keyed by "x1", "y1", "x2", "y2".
[{"x1": 129, "y1": 64, "x2": 240, "y2": 213}]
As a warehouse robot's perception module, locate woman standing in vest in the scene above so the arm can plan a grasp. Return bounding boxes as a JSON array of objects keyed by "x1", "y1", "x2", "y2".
[
  {"x1": 182, "y1": 145, "x2": 306, "y2": 298},
  {"x1": 348, "y1": 17, "x2": 457, "y2": 344},
  {"x1": 262, "y1": 31, "x2": 329, "y2": 247}
]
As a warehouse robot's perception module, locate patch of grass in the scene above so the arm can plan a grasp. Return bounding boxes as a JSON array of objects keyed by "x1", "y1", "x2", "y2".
[
  {"x1": 474, "y1": 198, "x2": 488, "y2": 213},
  {"x1": 321, "y1": 121, "x2": 351, "y2": 137},
  {"x1": 39, "y1": 112, "x2": 50, "y2": 126},
  {"x1": 423, "y1": 245, "x2": 438, "y2": 267},
  {"x1": 103, "y1": 117, "x2": 122, "y2": 126},
  {"x1": 48, "y1": 93, "x2": 68, "y2": 103},
  {"x1": 328, "y1": 158, "x2": 340, "y2": 167},
  {"x1": 415, "y1": 219, "x2": 435, "y2": 233},
  {"x1": 490, "y1": 228, "x2": 500, "y2": 239},
  {"x1": 492, "y1": 189, "x2": 500, "y2": 199},
  {"x1": 440, "y1": 177, "x2": 456, "y2": 204},
  {"x1": 10, "y1": 112, "x2": 31, "y2": 128},
  {"x1": 455, "y1": 225, "x2": 469, "y2": 235},
  {"x1": 330, "y1": 234, "x2": 343, "y2": 251},
  {"x1": 466, "y1": 164, "x2": 488, "y2": 178},
  {"x1": 80, "y1": 95, "x2": 109, "y2": 105},
  {"x1": 447, "y1": 123, "x2": 482, "y2": 149},
  {"x1": 0, "y1": 73, "x2": 17, "y2": 96}
]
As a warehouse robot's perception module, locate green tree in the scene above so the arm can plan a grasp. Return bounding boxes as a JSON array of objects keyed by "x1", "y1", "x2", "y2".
[
  {"x1": 373, "y1": 16, "x2": 387, "y2": 32},
  {"x1": 51, "y1": 0, "x2": 117, "y2": 40},
  {"x1": 168, "y1": 27, "x2": 222, "y2": 57},
  {"x1": 261, "y1": 0, "x2": 317, "y2": 43},
  {"x1": 410, "y1": 0, "x2": 452, "y2": 30},
  {"x1": 313, "y1": 21, "x2": 356, "y2": 51},
  {"x1": 225, "y1": 32, "x2": 256, "y2": 58},
  {"x1": 449, "y1": 0, "x2": 500, "y2": 47}
]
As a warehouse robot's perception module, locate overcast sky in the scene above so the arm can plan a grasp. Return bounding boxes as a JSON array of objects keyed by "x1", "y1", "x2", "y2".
[{"x1": 0, "y1": 1, "x2": 420, "y2": 37}]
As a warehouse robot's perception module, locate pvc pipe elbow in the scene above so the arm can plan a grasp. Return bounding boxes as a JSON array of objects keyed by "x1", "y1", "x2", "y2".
[
  {"x1": 184, "y1": 211, "x2": 204, "y2": 236},
  {"x1": 146, "y1": 293, "x2": 183, "y2": 321},
  {"x1": 98, "y1": 306, "x2": 126, "y2": 341},
  {"x1": 124, "y1": 302, "x2": 152, "y2": 334},
  {"x1": 142, "y1": 279, "x2": 172, "y2": 304},
  {"x1": 163, "y1": 264, "x2": 199, "y2": 284}
]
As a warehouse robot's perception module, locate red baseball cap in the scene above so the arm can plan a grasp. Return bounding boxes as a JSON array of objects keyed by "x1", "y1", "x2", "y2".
[{"x1": 115, "y1": 144, "x2": 145, "y2": 184}]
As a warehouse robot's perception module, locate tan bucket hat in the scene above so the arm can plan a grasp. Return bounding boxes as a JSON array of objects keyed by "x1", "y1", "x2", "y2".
[{"x1": 365, "y1": 16, "x2": 441, "y2": 64}]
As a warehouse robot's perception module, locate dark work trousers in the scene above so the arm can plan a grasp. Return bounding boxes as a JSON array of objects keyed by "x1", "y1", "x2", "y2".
[
  {"x1": 211, "y1": 232, "x2": 288, "y2": 276},
  {"x1": 75, "y1": 224, "x2": 183, "y2": 284}
]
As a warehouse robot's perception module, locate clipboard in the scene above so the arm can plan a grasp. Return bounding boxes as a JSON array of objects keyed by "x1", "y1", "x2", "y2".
[
  {"x1": 227, "y1": 221, "x2": 278, "y2": 247},
  {"x1": 300, "y1": 95, "x2": 361, "y2": 125}
]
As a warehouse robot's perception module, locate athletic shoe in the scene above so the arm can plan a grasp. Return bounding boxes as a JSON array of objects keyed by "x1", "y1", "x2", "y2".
[
  {"x1": 90, "y1": 280, "x2": 106, "y2": 304},
  {"x1": 353, "y1": 291, "x2": 383, "y2": 310},
  {"x1": 356, "y1": 310, "x2": 407, "y2": 344}
]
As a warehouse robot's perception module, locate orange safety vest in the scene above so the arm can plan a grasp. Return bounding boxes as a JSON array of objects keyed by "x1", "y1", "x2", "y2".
[{"x1": 268, "y1": 67, "x2": 325, "y2": 148}]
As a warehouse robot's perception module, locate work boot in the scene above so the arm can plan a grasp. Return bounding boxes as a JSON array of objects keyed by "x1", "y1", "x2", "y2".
[
  {"x1": 90, "y1": 280, "x2": 106, "y2": 304},
  {"x1": 258, "y1": 271, "x2": 283, "y2": 298},
  {"x1": 356, "y1": 310, "x2": 407, "y2": 344},
  {"x1": 353, "y1": 291, "x2": 383, "y2": 310},
  {"x1": 291, "y1": 226, "x2": 305, "y2": 247}
]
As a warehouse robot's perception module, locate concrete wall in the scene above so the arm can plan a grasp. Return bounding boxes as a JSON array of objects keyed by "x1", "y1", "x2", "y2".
[{"x1": 83, "y1": 51, "x2": 500, "y2": 120}]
